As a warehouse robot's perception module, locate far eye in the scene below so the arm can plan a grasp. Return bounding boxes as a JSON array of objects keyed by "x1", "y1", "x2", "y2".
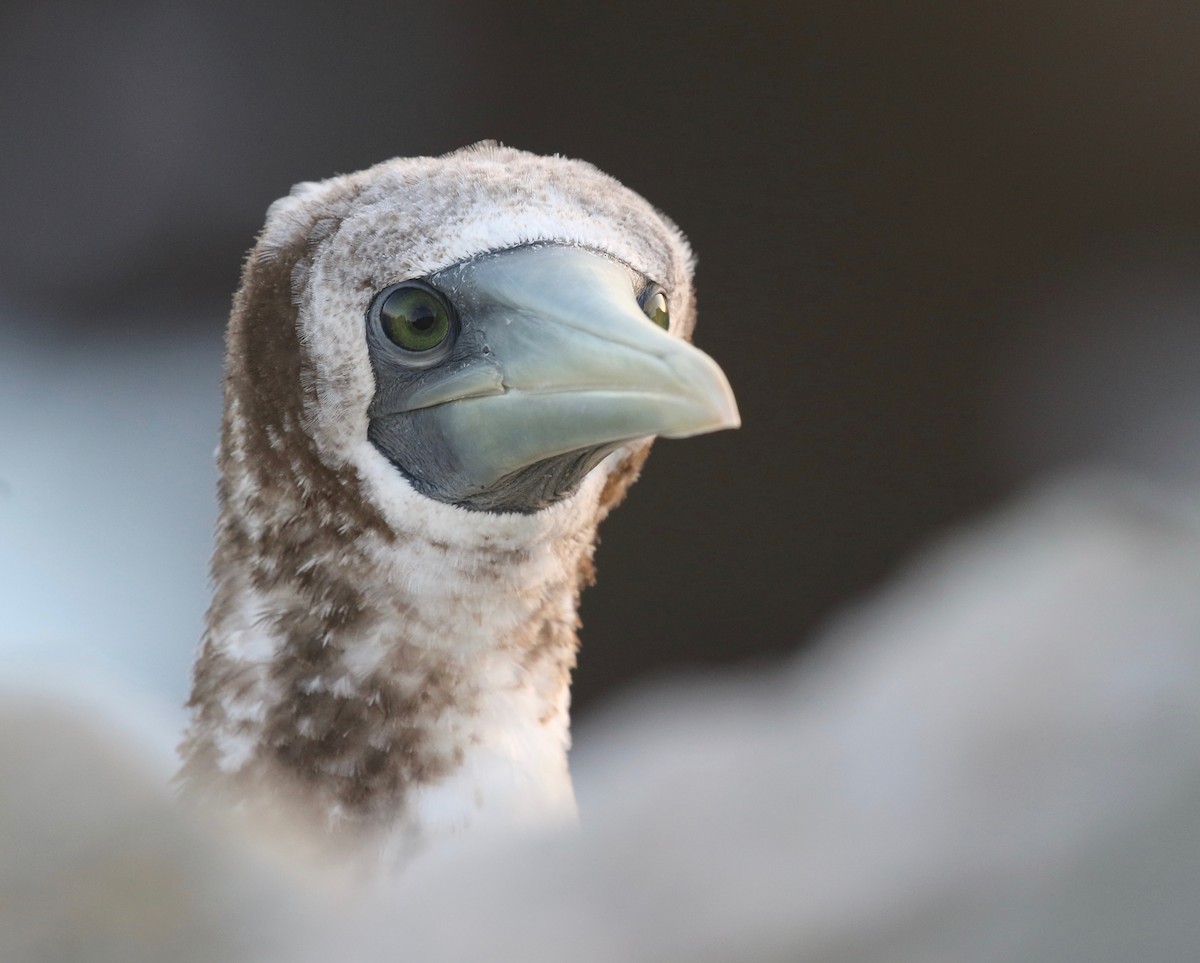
[
  {"x1": 372, "y1": 283, "x2": 454, "y2": 354},
  {"x1": 639, "y1": 285, "x2": 670, "y2": 330}
]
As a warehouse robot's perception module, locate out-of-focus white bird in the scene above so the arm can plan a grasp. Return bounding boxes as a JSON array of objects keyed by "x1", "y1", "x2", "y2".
[
  {"x1": 5, "y1": 475, "x2": 1200, "y2": 962},
  {"x1": 176, "y1": 145, "x2": 739, "y2": 862}
]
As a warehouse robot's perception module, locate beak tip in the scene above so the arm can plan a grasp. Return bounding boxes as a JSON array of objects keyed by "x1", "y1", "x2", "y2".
[
  {"x1": 705, "y1": 363, "x2": 742, "y2": 433},
  {"x1": 720, "y1": 385, "x2": 742, "y2": 430},
  {"x1": 662, "y1": 391, "x2": 742, "y2": 439},
  {"x1": 711, "y1": 395, "x2": 742, "y2": 433},
  {"x1": 654, "y1": 353, "x2": 741, "y2": 439}
]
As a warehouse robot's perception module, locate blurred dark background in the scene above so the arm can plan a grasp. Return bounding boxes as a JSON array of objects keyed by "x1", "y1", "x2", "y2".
[{"x1": 2, "y1": 0, "x2": 1198, "y2": 717}]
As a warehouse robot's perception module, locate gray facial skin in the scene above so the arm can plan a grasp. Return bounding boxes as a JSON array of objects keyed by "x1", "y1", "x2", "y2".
[{"x1": 366, "y1": 244, "x2": 738, "y2": 514}]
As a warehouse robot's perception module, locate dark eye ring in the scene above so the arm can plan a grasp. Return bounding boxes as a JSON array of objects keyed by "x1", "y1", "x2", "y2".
[
  {"x1": 639, "y1": 283, "x2": 670, "y2": 331},
  {"x1": 369, "y1": 281, "x2": 457, "y2": 364}
]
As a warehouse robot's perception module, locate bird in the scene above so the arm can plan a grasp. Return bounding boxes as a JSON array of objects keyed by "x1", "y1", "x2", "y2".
[{"x1": 177, "y1": 143, "x2": 740, "y2": 864}]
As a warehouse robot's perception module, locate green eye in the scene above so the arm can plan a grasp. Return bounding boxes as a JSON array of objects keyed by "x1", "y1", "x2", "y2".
[
  {"x1": 376, "y1": 284, "x2": 453, "y2": 352},
  {"x1": 641, "y1": 287, "x2": 670, "y2": 330}
]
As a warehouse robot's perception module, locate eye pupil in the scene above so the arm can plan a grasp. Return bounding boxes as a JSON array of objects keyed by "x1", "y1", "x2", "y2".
[
  {"x1": 641, "y1": 288, "x2": 670, "y2": 330},
  {"x1": 376, "y1": 285, "x2": 453, "y2": 353}
]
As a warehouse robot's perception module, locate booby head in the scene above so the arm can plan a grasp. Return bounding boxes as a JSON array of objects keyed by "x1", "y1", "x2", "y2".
[
  {"x1": 231, "y1": 142, "x2": 737, "y2": 528},
  {"x1": 366, "y1": 242, "x2": 737, "y2": 512},
  {"x1": 185, "y1": 144, "x2": 738, "y2": 859}
]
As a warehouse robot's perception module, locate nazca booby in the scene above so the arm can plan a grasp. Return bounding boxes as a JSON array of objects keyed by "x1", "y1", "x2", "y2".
[{"x1": 178, "y1": 144, "x2": 739, "y2": 861}]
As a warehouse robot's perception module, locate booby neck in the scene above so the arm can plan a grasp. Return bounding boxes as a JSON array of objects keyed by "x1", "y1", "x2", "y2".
[
  {"x1": 187, "y1": 438, "x2": 620, "y2": 855},
  {"x1": 178, "y1": 144, "x2": 735, "y2": 862}
]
